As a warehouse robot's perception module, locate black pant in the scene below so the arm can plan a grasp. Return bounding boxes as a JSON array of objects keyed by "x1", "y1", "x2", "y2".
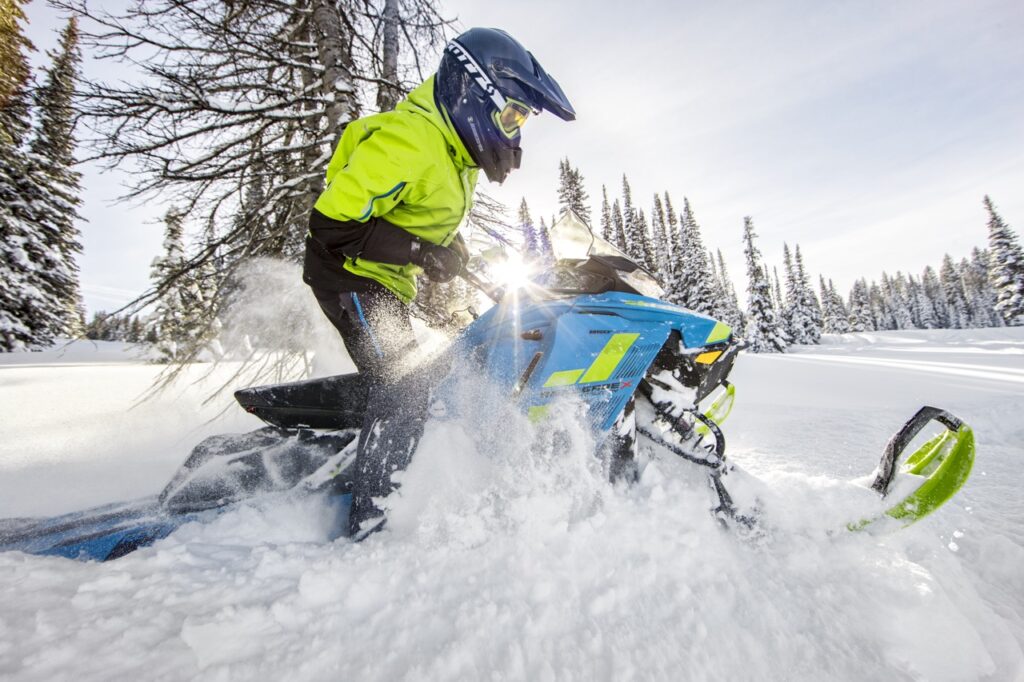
[{"x1": 310, "y1": 282, "x2": 426, "y2": 536}]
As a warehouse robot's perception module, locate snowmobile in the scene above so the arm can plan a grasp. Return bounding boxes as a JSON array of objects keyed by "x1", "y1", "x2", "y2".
[{"x1": 0, "y1": 212, "x2": 975, "y2": 561}]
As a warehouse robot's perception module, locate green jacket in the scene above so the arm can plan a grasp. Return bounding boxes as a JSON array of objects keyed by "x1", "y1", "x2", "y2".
[{"x1": 312, "y1": 76, "x2": 479, "y2": 303}]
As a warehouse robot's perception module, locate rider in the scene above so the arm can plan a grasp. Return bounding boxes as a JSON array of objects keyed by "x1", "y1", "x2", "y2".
[{"x1": 302, "y1": 27, "x2": 576, "y2": 538}]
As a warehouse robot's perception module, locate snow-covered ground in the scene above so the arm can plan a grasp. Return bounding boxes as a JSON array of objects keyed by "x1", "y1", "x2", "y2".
[{"x1": 1, "y1": 331, "x2": 1022, "y2": 681}]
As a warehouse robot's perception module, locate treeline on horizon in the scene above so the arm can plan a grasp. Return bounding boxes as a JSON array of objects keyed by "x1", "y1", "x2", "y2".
[{"x1": 526, "y1": 159, "x2": 1023, "y2": 352}]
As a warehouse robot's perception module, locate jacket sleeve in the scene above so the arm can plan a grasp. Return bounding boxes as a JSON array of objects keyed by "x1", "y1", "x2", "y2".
[{"x1": 313, "y1": 122, "x2": 423, "y2": 223}]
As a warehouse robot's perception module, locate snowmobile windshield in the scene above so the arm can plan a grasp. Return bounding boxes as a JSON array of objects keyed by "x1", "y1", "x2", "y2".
[{"x1": 547, "y1": 211, "x2": 665, "y2": 299}]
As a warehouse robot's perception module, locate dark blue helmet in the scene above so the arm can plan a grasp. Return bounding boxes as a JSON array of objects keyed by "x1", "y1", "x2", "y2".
[{"x1": 435, "y1": 28, "x2": 576, "y2": 184}]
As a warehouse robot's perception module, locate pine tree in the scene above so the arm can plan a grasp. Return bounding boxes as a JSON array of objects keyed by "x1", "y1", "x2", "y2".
[
  {"x1": 921, "y1": 265, "x2": 949, "y2": 328},
  {"x1": 611, "y1": 199, "x2": 627, "y2": 252},
  {"x1": 649, "y1": 194, "x2": 670, "y2": 281},
  {"x1": 827, "y1": 280, "x2": 851, "y2": 333},
  {"x1": 715, "y1": 249, "x2": 744, "y2": 332},
  {"x1": 794, "y1": 246, "x2": 822, "y2": 343},
  {"x1": 536, "y1": 216, "x2": 553, "y2": 262},
  {"x1": 782, "y1": 244, "x2": 815, "y2": 345},
  {"x1": 892, "y1": 272, "x2": 914, "y2": 329},
  {"x1": 868, "y1": 281, "x2": 891, "y2": 330},
  {"x1": 742, "y1": 217, "x2": 787, "y2": 353},
  {"x1": 940, "y1": 255, "x2": 970, "y2": 329},
  {"x1": 673, "y1": 198, "x2": 719, "y2": 316},
  {"x1": 663, "y1": 193, "x2": 685, "y2": 303},
  {"x1": 28, "y1": 17, "x2": 84, "y2": 337},
  {"x1": 0, "y1": 2, "x2": 63, "y2": 350},
  {"x1": 983, "y1": 196, "x2": 1024, "y2": 325},
  {"x1": 819, "y1": 276, "x2": 851, "y2": 334},
  {"x1": 621, "y1": 175, "x2": 635, "y2": 241},
  {"x1": 962, "y1": 248, "x2": 1003, "y2": 327},
  {"x1": 518, "y1": 198, "x2": 539, "y2": 257},
  {"x1": 772, "y1": 266, "x2": 785, "y2": 318},
  {"x1": 819, "y1": 275, "x2": 837, "y2": 333},
  {"x1": 556, "y1": 158, "x2": 590, "y2": 224},
  {"x1": 629, "y1": 207, "x2": 656, "y2": 272},
  {"x1": 0, "y1": 0, "x2": 33, "y2": 146},
  {"x1": 847, "y1": 279, "x2": 874, "y2": 332},
  {"x1": 150, "y1": 208, "x2": 214, "y2": 361},
  {"x1": 598, "y1": 186, "x2": 612, "y2": 242},
  {"x1": 906, "y1": 275, "x2": 936, "y2": 329}
]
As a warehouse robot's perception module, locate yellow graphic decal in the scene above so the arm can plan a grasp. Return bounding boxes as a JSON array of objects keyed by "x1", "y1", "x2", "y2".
[
  {"x1": 580, "y1": 333, "x2": 640, "y2": 383},
  {"x1": 705, "y1": 321, "x2": 731, "y2": 344},
  {"x1": 542, "y1": 369, "x2": 585, "y2": 388}
]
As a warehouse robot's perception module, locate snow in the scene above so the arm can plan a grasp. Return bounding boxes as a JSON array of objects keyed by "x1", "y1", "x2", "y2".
[{"x1": 2, "y1": 330, "x2": 1024, "y2": 681}]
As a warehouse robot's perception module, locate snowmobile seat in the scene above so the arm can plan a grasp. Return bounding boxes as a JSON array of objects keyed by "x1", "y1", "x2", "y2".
[{"x1": 234, "y1": 373, "x2": 369, "y2": 430}]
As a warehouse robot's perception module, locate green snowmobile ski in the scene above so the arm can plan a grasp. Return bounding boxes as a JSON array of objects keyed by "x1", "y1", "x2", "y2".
[{"x1": 848, "y1": 406, "x2": 975, "y2": 531}]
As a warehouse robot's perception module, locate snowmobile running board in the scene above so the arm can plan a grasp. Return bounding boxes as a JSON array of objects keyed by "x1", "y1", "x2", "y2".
[{"x1": 849, "y1": 406, "x2": 975, "y2": 531}]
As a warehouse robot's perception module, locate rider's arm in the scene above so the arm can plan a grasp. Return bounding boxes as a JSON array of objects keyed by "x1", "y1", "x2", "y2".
[{"x1": 309, "y1": 123, "x2": 427, "y2": 265}]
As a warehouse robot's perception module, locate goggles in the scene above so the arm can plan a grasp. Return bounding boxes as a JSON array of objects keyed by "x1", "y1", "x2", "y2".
[{"x1": 495, "y1": 99, "x2": 532, "y2": 138}]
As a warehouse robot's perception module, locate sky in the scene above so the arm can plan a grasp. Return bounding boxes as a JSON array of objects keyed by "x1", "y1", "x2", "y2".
[{"x1": 22, "y1": 0, "x2": 1024, "y2": 314}]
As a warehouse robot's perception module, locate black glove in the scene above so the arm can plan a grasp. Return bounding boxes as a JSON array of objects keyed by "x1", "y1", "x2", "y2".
[{"x1": 411, "y1": 241, "x2": 465, "y2": 283}]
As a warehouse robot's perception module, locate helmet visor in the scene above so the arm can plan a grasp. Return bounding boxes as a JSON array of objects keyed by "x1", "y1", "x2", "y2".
[{"x1": 495, "y1": 99, "x2": 531, "y2": 138}]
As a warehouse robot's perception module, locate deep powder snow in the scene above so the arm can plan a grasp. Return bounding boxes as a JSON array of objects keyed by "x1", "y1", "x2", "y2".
[{"x1": 1, "y1": 330, "x2": 1022, "y2": 681}]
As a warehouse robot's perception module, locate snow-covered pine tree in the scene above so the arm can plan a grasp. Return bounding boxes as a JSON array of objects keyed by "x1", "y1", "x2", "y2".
[
  {"x1": 794, "y1": 245, "x2": 822, "y2": 343},
  {"x1": 621, "y1": 175, "x2": 635, "y2": 242},
  {"x1": 742, "y1": 217, "x2": 787, "y2": 353},
  {"x1": 599, "y1": 186, "x2": 612, "y2": 242},
  {"x1": 847, "y1": 279, "x2": 873, "y2": 332},
  {"x1": 0, "y1": 2, "x2": 33, "y2": 349},
  {"x1": 28, "y1": 17, "x2": 84, "y2": 337},
  {"x1": 556, "y1": 158, "x2": 590, "y2": 225},
  {"x1": 649, "y1": 194, "x2": 671, "y2": 282},
  {"x1": 962, "y1": 248, "x2": 1003, "y2": 327},
  {"x1": 128, "y1": 316, "x2": 145, "y2": 343},
  {"x1": 907, "y1": 275, "x2": 937, "y2": 329},
  {"x1": 819, "y1": 277, "x2": 850, "y2": 334},
  {"x1": 771, "y1": 266, "x2": 784, "y2": 317},
  {"x1": 1, "y1": 0, "x2": 34, "y2": 144},
  {"x1": 0, "y1": 2, "x2": 64, "y2": 351},
  {"x1": 611, "y1": 199, "x2": 628, "y2": 252},
  {"x1": 939, "y1": 255, "x2": 970, "y2": 329},
  {"x1": 150, "y1": 208, "x2": 187, "y2": 360},
  {"x1": 983, "y1": 196, "x2": 1024, "y2": 325},
  {"x1": 867, "y1": 281, "x2": 888, "y2": 330},
  {"x1": 629, "y1": 208, "x2": 656, "y2": 273},
  {"x1": 826, "y1": 280, "x2": 851, "y2": 333},
  {"x1": 150, "y1": 208, "x2": 214, "y2": 361},
  {"x1": 715, "y1": 249, "x2": 745, "y2": 332},
  {"x1": 663, "y1": 193, "x2": 685, "y2": 303},
  {"x1": 673, "y1": 198, "x2": 718, "y2": 316},
  {"x1": 781, "y1": 244, "x2": 817, "y2": 345},
  {"x1": 819, "y1": 276, "x2": 838, "y2": 333},
  {"x1": 892, "y1": 272, "x2": 914, "y2": 330},
  {"x1": 921, "y1": 265, "x2": 949, "y2": 328},
  {"x1": 518, "y1": 198, "x2": 539, "y2": 257},
  {"x1": 537, "y1": 216, "x2": 553, "y2": 262}
]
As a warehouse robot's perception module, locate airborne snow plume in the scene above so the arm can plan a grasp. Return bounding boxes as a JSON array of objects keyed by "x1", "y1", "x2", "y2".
[
  {"x1": 215, "y1": 258, "x2": 353, "y2": 376},
  {"x1": 1, "y1": 329, "x2": 1023, "y2": 681}
]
